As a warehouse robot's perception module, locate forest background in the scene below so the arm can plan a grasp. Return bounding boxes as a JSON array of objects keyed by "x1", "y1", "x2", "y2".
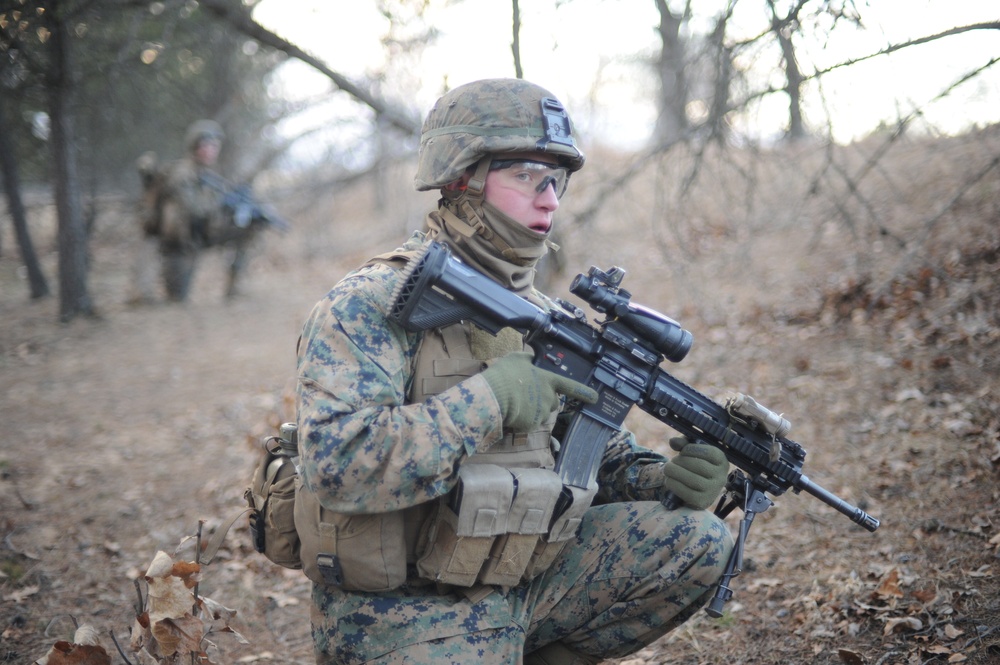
[{"x1": 0, "y1": 1, "x2": 998, "y2": 664}]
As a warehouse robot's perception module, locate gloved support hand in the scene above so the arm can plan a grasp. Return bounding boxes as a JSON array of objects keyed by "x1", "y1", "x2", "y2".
[
  {"x1": 481, "y1": 351, "x2": 598, "y2": 433},
  {"x1": 661, "y1": 436, "x2": 729, "y2": 510}
]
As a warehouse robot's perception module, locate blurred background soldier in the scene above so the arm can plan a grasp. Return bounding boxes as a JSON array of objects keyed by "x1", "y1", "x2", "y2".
[
  {"x1": 131, "y1": 119, "x2": 282, "y2": 303},
  {"x1": 157, "y1": 119, "x2": 227, "y2": 301}
]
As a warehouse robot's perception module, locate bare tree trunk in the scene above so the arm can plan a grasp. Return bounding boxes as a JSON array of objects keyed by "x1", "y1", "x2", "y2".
[
  {"x1": 0, "y1": 100, "x2": 50, "y2": 299},
  {"x1": 652, "y1": 0, "x2": 690, "y2": 144},
  {"x1": 767, "y1": 0, "x2": 807, "y2": 141},
  {"x1": 511, "y1": 0, "x2": 523, "y2": 79},
  {"x1": 775, "y1": 30, "x2": 805, "y2": 140},
  {"x1": 707, "y1": 11, "x2": 734, "y2": 143},
  {"x1": 44, "y1": 0, "x2": 93, "y2": 321}
]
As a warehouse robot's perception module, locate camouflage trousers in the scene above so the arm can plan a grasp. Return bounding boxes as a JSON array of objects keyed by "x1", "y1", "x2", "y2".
[{"x1": 309, "y1": 502, "x2": 733, "y2": 664}]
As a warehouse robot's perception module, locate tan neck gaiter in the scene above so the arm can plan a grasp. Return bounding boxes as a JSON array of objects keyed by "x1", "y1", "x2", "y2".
[{"x1": 424, "y1": 189, "x2": 552, "y2": 297}]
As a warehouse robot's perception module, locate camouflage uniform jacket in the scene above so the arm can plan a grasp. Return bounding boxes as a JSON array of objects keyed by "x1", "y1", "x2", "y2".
[{"x1": 296, "y1": 230, "x2": 674, "y2": 526}]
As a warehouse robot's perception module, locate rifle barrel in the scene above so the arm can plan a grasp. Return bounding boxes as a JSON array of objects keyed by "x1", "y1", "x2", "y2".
[{"x1": 797, "y1": 475, "x2": 880, "y2": 532}]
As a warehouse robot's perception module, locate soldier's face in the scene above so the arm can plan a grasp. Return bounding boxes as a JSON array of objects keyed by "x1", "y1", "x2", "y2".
[
  {"x1": 483, "y1": 153, "x2": 560, "y2": 234},
  {"x1": 194, "y1": 138, "x2": 221, "y2": 167}
]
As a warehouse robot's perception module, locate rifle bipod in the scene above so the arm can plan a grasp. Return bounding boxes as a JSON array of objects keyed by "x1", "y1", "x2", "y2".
[{"x1": 705, "y1": 471, "x2": 773, "y2": 618}]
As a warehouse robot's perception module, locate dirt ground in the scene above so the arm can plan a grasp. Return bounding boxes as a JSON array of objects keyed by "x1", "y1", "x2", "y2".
[{"x1": 1, "y1": 134, "x2": 998, "y2": 665}]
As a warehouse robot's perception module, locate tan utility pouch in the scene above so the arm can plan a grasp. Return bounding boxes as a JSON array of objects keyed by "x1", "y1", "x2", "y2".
[
  {"x1": 478, "y1": 468, "x2": 563, "y2": 586},
  {"x1": 416, "y1": 464, "x2": 516, "y2": 587},
  {"x1": 294, "y1": 485, "x2": 408, "y2": 591},
  {"x1": 245, "y1": 428, "x2": 302, "y2": 570},
  {"x1": 523, "y1": 482, "x2": 598, "y2": 581}
]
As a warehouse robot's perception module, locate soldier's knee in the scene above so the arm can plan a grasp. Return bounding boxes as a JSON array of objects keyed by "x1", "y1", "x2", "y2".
[
  {"x1": 687, "y1": 508, "x2": 732, "y2": 566},
  {"x1": 687, "y1": 511, "x2": 732, "y2": 593},
  {"x1": 646, "y1": 505, "x2": 733, "y2": 581}
]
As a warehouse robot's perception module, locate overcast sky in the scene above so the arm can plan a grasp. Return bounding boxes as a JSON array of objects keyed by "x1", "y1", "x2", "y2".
[{"x1": 253, "y1": 0, "x2": 999, "y2": 160}]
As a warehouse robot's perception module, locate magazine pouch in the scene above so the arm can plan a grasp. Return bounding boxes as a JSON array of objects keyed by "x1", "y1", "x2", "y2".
[{"x1": 416, "y1": 464, "x2": 515, "y2": 587}]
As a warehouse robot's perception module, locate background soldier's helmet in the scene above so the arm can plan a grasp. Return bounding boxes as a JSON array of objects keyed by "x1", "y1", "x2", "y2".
[
  {"x1": 185, "y1": 119, "x2": 225, "y2": 153},
  {"x1": 414, "y1": 78, "x2": 586, "y2": 191}
]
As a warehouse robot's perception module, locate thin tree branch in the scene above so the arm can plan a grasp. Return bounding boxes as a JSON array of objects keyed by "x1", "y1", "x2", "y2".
[
  {"x1": 511, "y1": 0, "x2": 523, "y2": 79},
  {"x1": 813, "y1": 22, "x2": 1000, "y2": 78},
  {"x1": 195, "y1": 0, "x2": 420, "y2": 136},
  {"x1": 730, "y1": 23, "x2": 1000, "y2": 109}
]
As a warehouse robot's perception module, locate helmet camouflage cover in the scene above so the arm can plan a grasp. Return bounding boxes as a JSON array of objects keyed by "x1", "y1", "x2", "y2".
[{"x1": 415, "y1": 78, "x2": 585, "y2": 191}]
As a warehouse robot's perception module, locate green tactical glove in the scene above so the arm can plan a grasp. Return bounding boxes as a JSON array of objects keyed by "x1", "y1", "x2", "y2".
[
  {"x1": 661, "y1": 436, "x2": 729, "y2": 510},
  {"x1": 481, "y1": 351, "x2": 598, "y2": 433}
]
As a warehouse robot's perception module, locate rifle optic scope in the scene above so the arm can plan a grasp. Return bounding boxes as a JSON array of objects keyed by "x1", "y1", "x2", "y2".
[{"x1": 570, "y1": 269, "x2": 693, "y2": 363}]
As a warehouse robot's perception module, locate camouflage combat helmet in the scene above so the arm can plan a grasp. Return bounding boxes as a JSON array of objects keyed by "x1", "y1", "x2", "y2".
[
  {"x1": 415, "y1": 78, "x2": 585, "y2": 191},
  {"x1": 185, "y1": 119, "x2": 224, "y2": 152}
]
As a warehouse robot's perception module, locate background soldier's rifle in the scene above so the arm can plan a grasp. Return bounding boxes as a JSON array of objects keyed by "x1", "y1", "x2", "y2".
[
  {"x1": 198, "y1": 170, "x2": 290, "y2": 233},
  {"x1": 389, "y1": 240, "x2": 880, "y2": 616}
]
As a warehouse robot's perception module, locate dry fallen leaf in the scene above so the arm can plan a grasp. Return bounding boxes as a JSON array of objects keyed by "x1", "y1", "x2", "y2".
[
  {"x1": 264, "y1": 589, "x2": 300, "y2": 608},
  {"x1": 943, "y1": 624, "x2": 965, "y2": 640},
  {"x1": 146, "y1": 573, "x2": 196, "y2": 623},
  {"x1": 883, "y1": 616, "x2": 923, "y2": 636},
  {"x1": 875, "y1": 568, "x2": 904, "y2": 599},
  {"x1": 837, "y1": 647, "x2": 865, "y2": 664},
  {"x1": 144, "y1": 550, "x2": 175, "y2": 578},
  {"x1": 34, "y1": 642, "x2": 111, "y2": 665},
  {"x1": 71, "y1": 625, "x2": 101, "y2": 647},
  {"x1": 747, "y1": 577, "x2": 784, "y2": 590},
  {"x1": 4, "y1": 584, "x2": 40, "y2": 603},
  {"x1": 150, "y1": 614, "x2": 205, "y2": 658}
]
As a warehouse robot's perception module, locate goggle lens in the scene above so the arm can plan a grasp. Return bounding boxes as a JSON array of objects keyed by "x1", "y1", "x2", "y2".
[{"x1": 490, "y1": 159, "x2": 569, "y2": 198}]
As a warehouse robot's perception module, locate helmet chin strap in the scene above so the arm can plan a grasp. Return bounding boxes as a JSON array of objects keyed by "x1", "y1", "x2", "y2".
[
  {"x1": 464, "y1": 156, "x2": 490, "y2": 199},
  {"x1": 453, "y1": 158, "x2": 495, "y2": 243}
]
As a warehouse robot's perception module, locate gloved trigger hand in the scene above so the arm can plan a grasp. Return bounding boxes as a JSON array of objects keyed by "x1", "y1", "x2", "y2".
[
  {"x1": 661, "y1": 436, "x2": 729, "y2": 510},
  {"x1": 481, "y1": 351, "x2": 598, "y2": 433}
]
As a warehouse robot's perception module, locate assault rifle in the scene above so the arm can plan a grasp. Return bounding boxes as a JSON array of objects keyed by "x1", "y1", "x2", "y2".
[
  {"x1": 198, "y1": 171, "x2": 290, "y2": 233},
  {"x1": 390, "y1": 241, "x2": 880, "y2": 617}
]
